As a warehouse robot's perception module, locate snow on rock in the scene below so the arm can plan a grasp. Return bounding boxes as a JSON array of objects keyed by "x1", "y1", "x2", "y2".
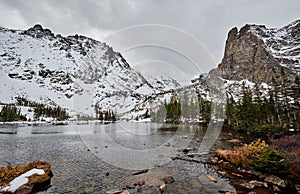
[
  {"x1": 220, "y1": 77, "x2": 297, "y2": 105},
  {"x1": 146, "y1": 76, "x2": 181, "y2": 91},
  {"x1": 250, "y1": 20, "x2": 300, "y2": 71},
  {"x1": 0, "y1": 24, "x2": 180, "y2": 119},
  {"x1": 0, "y1": 168, "x2": 45, "y2": 193}
]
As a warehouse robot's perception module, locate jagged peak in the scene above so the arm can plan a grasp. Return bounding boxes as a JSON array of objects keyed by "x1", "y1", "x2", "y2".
[
  {"x1": 216, "y1": 19, "x2": 300, "y2": 85},
  {"x1": 23, "y1": 23, "x2": 54, "y2": 38},
  {"x1": 227, "y1": 27, "x2": 238, "y2": 41},
  {"x1": 227, "y1": 24, "x2": 261, "y2": 40}
]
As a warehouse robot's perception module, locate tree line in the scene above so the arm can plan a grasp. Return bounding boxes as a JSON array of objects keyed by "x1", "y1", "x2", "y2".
[
  {"x1": 0, "y1": 97, "x2": 69, "y2": 121},
  {"x1": 94, "y1": 104, "x2": 117, "y2": 121},
  {"x1": 151, "y1": 92, "x2": 212, "y2": 124},
  {"x1": 150, "y1": 68, "x2": 299, "y2": 129},
  {"x1": 34, "y1": 103, "x2": 68, "y2": 120},
  {"x1": 225, "y1": 74, "x2": 300, "y2": 131},
  {"x1": 0, "y1": 104, "x2": 26, "y2": 122}
]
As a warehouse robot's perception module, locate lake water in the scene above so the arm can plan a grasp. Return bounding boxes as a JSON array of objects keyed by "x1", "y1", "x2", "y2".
[{"x1": 0, "y1": 122, "x2": 236, "y2": 193}]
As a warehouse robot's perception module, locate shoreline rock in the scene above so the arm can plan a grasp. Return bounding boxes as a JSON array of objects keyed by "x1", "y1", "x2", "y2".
[{"x1": 0, "y1": 161, "x2": 53, "y2": 194}]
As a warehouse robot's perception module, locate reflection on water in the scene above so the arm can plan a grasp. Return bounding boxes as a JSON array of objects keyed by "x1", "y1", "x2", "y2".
[
  {"x1": 0, "y1": 123, "x2": 78, "y2": 135},
  {"x1": 75, "y1": 122, "x2": 221, "y2": 170},
  {"x1": 0, "y1": 122, "x2": 235, "y2": 193}
]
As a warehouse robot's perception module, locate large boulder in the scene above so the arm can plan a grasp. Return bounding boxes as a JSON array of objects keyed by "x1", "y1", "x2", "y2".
[{"x1": 0, "y1": 161, "x2": 53, "y2": 194}]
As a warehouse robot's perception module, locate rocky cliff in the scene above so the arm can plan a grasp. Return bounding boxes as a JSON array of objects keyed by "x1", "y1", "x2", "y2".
[{"x1": 216, "y1": 19, "x2": 300, "y2": 84}]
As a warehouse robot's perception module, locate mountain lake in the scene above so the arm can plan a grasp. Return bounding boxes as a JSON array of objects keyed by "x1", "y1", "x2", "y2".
[{"x1": 0, "y1": 122, "x2": 263, "y2": 193}]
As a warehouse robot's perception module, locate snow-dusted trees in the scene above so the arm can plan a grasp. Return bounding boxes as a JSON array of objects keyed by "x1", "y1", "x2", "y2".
[
  {"x1": 224, "y1": 78, "x2": 300, "y2": 130},
  {"x1": 0, "y1": 105, "x2": 26, "y2": 122},
  {"x1": 33, "y1": 104, "x2": 68, "y2": 120}
]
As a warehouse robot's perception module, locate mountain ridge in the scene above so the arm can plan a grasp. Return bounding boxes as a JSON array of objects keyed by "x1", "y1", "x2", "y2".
[
  {"x1": 1, "y1": 19, "x2": 299, "y2": 121},
  {"x1": 0, "y1": 24, "x2": 179, "y2": 120}
]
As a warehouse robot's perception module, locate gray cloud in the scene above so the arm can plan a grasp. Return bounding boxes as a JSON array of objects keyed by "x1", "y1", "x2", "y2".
[{"x1": 0, "y1": 0, "x2": 299, "y2": 82}]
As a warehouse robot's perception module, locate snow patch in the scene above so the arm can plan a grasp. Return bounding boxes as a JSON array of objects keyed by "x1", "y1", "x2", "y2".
[{"x1": 0, "y1": 168, "x2": 45, "y2": 193}]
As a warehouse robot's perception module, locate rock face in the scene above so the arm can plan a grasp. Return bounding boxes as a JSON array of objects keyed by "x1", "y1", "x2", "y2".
[{"x1": 215, "y1": 20, "x2": 300, "y2": 84}]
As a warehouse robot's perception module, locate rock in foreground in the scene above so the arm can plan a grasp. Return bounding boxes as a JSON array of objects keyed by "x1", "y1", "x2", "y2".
[{"x1": 0, "y1": 160, "x2": 53, "y2": 193}]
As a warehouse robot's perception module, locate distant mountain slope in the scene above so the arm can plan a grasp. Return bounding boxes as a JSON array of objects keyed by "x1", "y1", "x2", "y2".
[
  {"x1": 146, "y1": 76, "x2": 181, "y2": 91},
  {"x1": 215, "y1": 19, "x2": 300, "y2": 84},
  {"x1": 0, "y1": 24, "x2": 179, "y2": 118}
]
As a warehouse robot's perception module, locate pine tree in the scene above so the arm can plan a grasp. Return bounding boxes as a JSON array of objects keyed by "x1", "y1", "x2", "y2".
[
  {"x1": 0, "y1": 105, "x2": 23, "y2": 122},
  {"x1": 225, "y1": 94, "x2": 236, "y2": 126},
  {"x1": 237, "y1": 82, "x2": 259, "y2": 128}
]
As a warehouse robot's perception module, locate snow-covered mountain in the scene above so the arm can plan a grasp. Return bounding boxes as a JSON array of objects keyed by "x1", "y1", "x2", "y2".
[
  {"x1": 2, "y1": 20, "x2": 298, "y2": 121},
  {"x1": 215, "y1": 19, "x2": 300, "y2": 85},
  {"x1": 0, "y1": 24, "x2": 179, "y2": 119}
]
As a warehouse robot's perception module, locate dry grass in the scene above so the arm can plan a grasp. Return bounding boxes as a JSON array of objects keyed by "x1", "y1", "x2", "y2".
[
  {"x1": 271, "y1": 134, "x2": 300, "y2": 162},
  {"x1": 271, "y1": 134, "x2": 300, "y2": 180}
]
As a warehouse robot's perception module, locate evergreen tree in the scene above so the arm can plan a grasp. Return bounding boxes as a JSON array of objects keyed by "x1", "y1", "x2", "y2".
[
  {"x1": 236, "y1": 82, "x2": 259, "y2": 128},
  {"x1": 0, "y1": 105, "x2": 25, "y2": 122},
  {"x1": 225, "y1": 94, "x2": 236, "y2": 126}
]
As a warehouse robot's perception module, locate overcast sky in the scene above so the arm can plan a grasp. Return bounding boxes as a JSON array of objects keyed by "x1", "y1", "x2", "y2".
[{"x1": 0, "y1": 0, "x2": 299, "y2": 84}]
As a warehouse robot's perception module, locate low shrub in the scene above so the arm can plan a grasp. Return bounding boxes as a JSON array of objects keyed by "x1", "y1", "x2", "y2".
[
  {"x1": 252, "y1": 149, "x2": 288, "y2": 177},
  {"x1": 271, "y1": 134, "x2": 300, "y2": 157},
  {"x1": 216, "y1": 139, "x2": 289, "y2": 177},
  {"x1": 216, "y1": 139, "x2": 268, "y2": 166}
]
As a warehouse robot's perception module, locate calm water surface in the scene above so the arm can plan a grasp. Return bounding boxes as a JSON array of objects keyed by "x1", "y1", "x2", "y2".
[{"x1": 0, "y1": 122, "x2": 235, "y2": 193}]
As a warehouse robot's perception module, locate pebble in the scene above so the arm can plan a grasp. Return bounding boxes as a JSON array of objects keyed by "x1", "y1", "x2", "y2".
[
  {"x1": 105, "y1": 189, "x2": 123, "y2": 194},
  {"x1": 206, "y1": 174, "x2": 217, "y2": 183},
  {"x1": 159, "y1": 183, "x2": 166, "y2": 192},
  {"x1": 211, "y1": 157, "x2": 218, "y2": 164},
  {"x1": 121, "y1": 190, "x2": 130, "y2": 194},
  {"x1": 227, "y1": 139, "x2": 241, "y2": 143}
]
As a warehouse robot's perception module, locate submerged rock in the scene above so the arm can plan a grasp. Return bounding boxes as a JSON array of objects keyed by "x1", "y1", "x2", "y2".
[
  {"x1": 132, "y1": 169, "x2": 148, "y2": 176},
  {"x1": 136, "y1": 180, "x2": 145, "y2": 186},
  {"x1": 161, "y1": 175, "x2": 175, "y2": 184}
]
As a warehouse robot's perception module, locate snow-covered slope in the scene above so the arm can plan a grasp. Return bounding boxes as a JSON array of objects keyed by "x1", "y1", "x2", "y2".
[
  {"x1": 146, "y1": 76, "x2": 180, "y2": 91},
  {"x1": 250, "y1": 19, "x2": 300, "y2": 71},
  {"x1": 0, "y1": 24, "x2": 179, "y2": 118}
]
